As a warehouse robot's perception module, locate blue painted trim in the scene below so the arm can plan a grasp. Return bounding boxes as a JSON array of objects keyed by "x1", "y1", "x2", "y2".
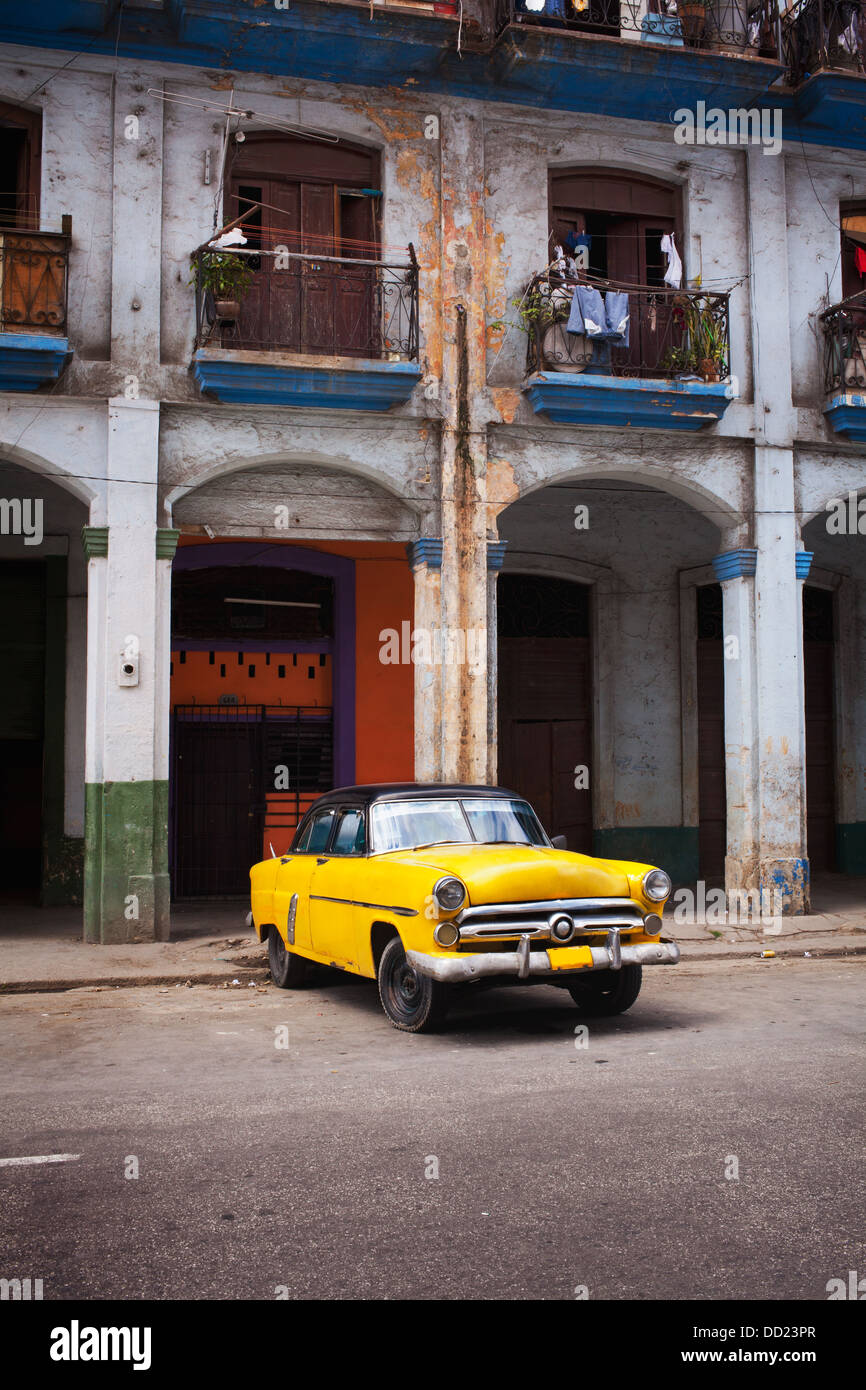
[
  {"x1": 0, "y1": 334, "x2": 71, "y2": 392},
  {"x1": 795, "y1": 551, "x2": 814, "y2": 580},
  {"x1": 824, "y1": 393, "x2": 866, "y2": 442},
  {"x1": 487, "y1": 541, "x2": 508, "y2": 571},
  {"x1": 712, "y1": 549, "x2": 757, "y2": 582},
  {"x1": 406, "y1": 539, "x2": 443, "y2": 570},
  {"x1": 192, "y1": 350, "x2": 421, "y2": 411},
  {"x1": 525, "y1": 371, "x2": 737, "y2": 430}
]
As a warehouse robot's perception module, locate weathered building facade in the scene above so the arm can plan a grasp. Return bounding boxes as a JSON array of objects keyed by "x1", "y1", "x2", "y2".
[{"x1": 0, "y1": 0, "x2": 864, "y2": 940}]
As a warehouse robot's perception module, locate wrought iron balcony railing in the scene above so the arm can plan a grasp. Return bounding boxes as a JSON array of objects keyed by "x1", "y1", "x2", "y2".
[
  {"x1": 521, "y1": 271, "x2": 731, "y2": 380},
  {"x1": 781, "y1": 0, "x2": 866, "y2": 83},
  {"x1": 821, "y1": 290, "x2": 866, "y2": 392},
  {"x1": 0, "y1": 219, "x2": 71, "y2": 335},
  {"x1": 192, "y1": 244, "x2": 419, "y2": 362},
  {"x1": 495, "y1": 0, "x2": 780, "y2": 56}
]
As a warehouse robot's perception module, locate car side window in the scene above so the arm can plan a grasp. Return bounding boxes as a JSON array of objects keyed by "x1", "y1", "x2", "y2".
[
  {"x1": 331, "y1": 809, "x2": 365, "y2": 856},
  {"x1": 298, "y1": 808, "x2": 335, "y2": 854}
]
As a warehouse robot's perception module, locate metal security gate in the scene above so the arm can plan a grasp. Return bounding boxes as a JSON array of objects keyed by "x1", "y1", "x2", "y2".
[{"x1": 170, "y1": 704, "x2": 333, "y2": 898}]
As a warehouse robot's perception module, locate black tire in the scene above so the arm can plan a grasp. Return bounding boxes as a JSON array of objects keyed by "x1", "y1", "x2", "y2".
[
  {"x1": 376, "y1": 935, "x2": 449, "y2": 1033},
  {"x1": 566, "y1": 964, "x2": 642, "y2": 1017},
  {"x1": 268, "y1": 926, "x2": 310, "y2": 989}
]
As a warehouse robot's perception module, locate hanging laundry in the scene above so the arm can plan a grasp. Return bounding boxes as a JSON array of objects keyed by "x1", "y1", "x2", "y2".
[
  {"x1": 855, "y1": 245, "x2": 866, "y2": 277},
  {"x1": 567, "y1": 285, "x2": 607, "y2": 338},
  {"x1": 604, "y1": 291, "x2": 630, "y2": 348},
  {"x1": 566, "y1": 285, "x2": 630, "y2": 347},
  {"x1": 660, "y1": 232, "x2": 683, "y2": 289},
  {"x1": 523, "y1": 0, "x2": 545, "y2": 10}
]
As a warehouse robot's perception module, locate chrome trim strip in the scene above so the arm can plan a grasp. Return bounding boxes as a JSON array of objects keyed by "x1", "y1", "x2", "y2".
[
  {"x1": 456, "y1": 896, "x2": 639, "y2": 921},
  {"x1": 310, "y1": 894, "x2": 417, "y2": 918},
  {"x1": 406, "y1": 940, "x2": 680, "y2": 984},
  {"x1": 287, "y1": 893, "x2": 298, "y2": 945}
]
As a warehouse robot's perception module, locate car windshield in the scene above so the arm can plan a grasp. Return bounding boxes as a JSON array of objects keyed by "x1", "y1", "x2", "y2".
[{"x1": 370, "y1": 797, "x2": 549, "y2": 853}]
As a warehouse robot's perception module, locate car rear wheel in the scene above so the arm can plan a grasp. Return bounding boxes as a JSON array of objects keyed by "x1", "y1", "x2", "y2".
[
  {"x1": 268, "y1": 926, "x2": 310, "y2": 989},
  {"x1": 566, "y1": 964, "x2": 642, "y2": 1016},
  {"x1": 377, "y1": 936, "x2": 449, "y2": 1033}
]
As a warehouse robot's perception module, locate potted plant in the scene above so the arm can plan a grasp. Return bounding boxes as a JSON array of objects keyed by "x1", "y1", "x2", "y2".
[
  {"x1": 676, "y1": 0, "x2": 706, "y2": 45},
  {"x1": 190, "y1": 251, "x2": 254, "y2": 323},
  {"x1": 671, "y1": 292, "x2": 727, "y2": 381}
]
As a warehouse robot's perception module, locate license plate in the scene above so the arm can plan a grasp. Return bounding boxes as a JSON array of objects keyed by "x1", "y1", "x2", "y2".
[{"x1": 547, "y1": 945, "x2": 594, "y2": 971}]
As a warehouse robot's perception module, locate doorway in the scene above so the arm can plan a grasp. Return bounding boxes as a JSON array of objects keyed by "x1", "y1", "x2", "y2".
[
  {"x1": 0, "y1": 561, "x2": 46, "y2": 895},
  {"x1": 695, "y1": 583, "x2": 726, "y2": 880},
  {"x1": 227, "y1": 133, "x2": 380, "y2": 355},
  {"x1": 497, "y1": 574, "x2": 592, "y2": 850},
  {"x1": 804, "y1": 585, "x2": 836, "y2": 872}
]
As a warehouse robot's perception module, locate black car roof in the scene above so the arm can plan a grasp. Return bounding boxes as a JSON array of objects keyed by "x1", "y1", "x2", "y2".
[{"x1": 306, "y1": 783, "x2": 522, "y2": 809}]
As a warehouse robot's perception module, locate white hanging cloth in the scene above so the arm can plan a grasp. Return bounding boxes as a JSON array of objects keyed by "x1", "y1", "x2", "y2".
[{"x1": 660, "y1": 232, "x2": 682, "y2": 290}]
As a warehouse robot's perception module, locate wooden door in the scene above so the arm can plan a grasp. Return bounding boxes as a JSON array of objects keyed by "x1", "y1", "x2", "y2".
[
  {"x1": 171, "y1": 720, "x2": 263, "y2": 897},
  {"x1": 607, "y1": 215, "x2": 677, "y2": 373},
  {"x1": 0, "y1": 561, "x2": 45, "y2": 893},
  {"x1": 228, "y1": 136, "x2": 379, "y2": 357},
  {"x1": 696, "y1": 584, "x2": 726, "y2": 881},
  {"x1": 497, "y1": 576, "x2": 592, "y2": 852}
]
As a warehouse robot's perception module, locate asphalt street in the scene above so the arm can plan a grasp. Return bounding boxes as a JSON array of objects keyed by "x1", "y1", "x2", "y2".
[{"x1": 1, "y1": 956, "x2": 863, "y2": 1301}]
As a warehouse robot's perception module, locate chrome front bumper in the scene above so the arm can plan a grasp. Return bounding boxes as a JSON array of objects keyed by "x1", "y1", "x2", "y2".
[{"x1": 407, "y1": 932, "x2": 680, "y2": 984}]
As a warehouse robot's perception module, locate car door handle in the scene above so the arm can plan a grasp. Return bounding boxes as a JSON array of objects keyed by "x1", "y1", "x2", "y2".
[
  {"x1": 317, "y1": 857, "x2": 329, "y2": 865},
  {"x1": 280, "y1": 857, "x2": 291, "y2": 865}
]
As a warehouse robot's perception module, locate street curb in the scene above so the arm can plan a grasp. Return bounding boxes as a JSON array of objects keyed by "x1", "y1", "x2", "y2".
[
  {"x1": 0, "y1": 967, "x2": 270, "y2": 995},
  {"x1": 677, "y1": 941, "x2": 866, "y2": 963}
]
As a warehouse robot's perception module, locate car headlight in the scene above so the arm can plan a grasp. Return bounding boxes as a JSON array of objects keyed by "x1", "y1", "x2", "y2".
[
  {"x1": 433, "y1": 876, "x2": 466, "y2": 913},
  {"x1": 642, "y1": 869, "x2": 672, "y2": 903}
]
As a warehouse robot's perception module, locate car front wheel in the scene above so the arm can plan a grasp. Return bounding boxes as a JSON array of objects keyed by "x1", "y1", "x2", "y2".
[
  {"x1": 566, "y1": 963, "x2": 642, "y2": 1016},
  {"x1": 268, "y1": 926, "x2": 310, "y2": 989},
  {"x1": 377, "y1": 936, "x2": 449, "y2": 1033}
]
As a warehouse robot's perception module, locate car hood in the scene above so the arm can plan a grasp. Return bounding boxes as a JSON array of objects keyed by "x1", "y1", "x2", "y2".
[{"x1": 378, "y1": 844, "x2": 631, "y2": 903}]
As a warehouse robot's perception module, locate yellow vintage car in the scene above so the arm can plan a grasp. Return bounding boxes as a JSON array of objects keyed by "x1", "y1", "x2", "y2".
[{"x1": 249, "y1": 783, "x2": 679, "y2": 1032}]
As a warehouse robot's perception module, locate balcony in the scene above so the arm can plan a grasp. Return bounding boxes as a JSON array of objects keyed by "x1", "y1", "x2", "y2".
[
  {"x1": 821, "y1": 291, "x2": 866, "y2": 440},
  {"x1": 488, "y1": 0, "x2": 786, "y2": 117},
  {"x1": 521, "y1": 272, "x2": 737, "y2": 429},
  {"x1": 781, "y1": 0, "x2": 866, "y2": 141},
  {"x1": 191, "y1": 242, "x2": 421, "y2": 411},
  {"x1": 0, "y1": 221, "x2": 72, "y2": 391}
]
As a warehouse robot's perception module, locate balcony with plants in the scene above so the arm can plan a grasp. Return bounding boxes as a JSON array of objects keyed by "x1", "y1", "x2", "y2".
[
  {"x1": 518, "y1": 265, "x2": 737, "y2": 429},
  {"x1": 821, "y1": 290, "x2": 866, "y2": 440},
  {"x1": 0, "y1": 217, "x2": 72, "y2": 392},
  {"x1": 190, "y1": 227, "x2": 421, "y2": 411},
  {"x1": 780, "y1": 0, "x2": 866, "y2": 136}
]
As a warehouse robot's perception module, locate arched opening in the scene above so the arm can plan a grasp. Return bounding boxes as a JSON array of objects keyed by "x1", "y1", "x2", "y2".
[
  {"x1": 496, "y1": 475, "x2": 723, "y2": 885},
  {"x1": 0, "y1": 458, "x2": 88, "y2": 907},
  {"x1": 224, "y1": 132, "x2": 381, "y2": 356},
  {"x1": 802, "y1": 491, "x2": 866, "y2": 884},
  {"x1": 168, "y1": 458, "x2": 418, "y2": 897}
]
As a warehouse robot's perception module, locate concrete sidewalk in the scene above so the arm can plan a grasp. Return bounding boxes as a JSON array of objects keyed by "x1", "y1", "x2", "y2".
[{"x1": 1, "y1": 877, "x2": 865, "y2": 993}]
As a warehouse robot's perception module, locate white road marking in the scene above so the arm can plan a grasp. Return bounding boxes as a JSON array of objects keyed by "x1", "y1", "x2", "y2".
[{"x1": 0, "y1": 1153, "x2": 81, "y2": 1168}]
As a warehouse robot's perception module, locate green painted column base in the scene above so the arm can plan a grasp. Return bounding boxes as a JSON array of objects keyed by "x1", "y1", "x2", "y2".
[
  {"x1": 84, "y1": 781, "x2": 170, "y2": 943},
  {"x1": 836, "y1": 823, "x2": 866, "y2": 875},
  {"x1": 592, "y1": 827, "x2": 699, "y2": 885}
]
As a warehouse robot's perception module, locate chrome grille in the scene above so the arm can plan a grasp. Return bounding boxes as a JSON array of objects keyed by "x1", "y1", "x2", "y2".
[{"x1": 454, "y1": 897, "x2": 645, "y2": 944}]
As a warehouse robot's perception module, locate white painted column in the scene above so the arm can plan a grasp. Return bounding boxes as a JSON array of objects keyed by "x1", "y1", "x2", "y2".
[
  {"x1": 408, "y1": 540, "x2": 444, "y2": 782},
  {"x1": 84, "y1": 397, "x2": 168, "y2": 942},
  {"x1": 110, "y1": 73, "x2": 164, "y2": 384}
]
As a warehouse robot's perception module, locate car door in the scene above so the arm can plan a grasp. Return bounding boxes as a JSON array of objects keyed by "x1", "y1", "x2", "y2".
[
  {"x1": 273, "y1": 806, "x2": 336, "y2": 952},
  {"x1": 308, "y1": 806, "x2": 366, "y2": 967}
]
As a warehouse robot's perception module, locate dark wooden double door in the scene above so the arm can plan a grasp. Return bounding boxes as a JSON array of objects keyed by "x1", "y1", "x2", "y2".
[
  {"x1": 497, "y1": 576, "x2": 592, "y2": 852},
  {"x1": 229, "y1": 134, "x2": 379, "y2": 356}
]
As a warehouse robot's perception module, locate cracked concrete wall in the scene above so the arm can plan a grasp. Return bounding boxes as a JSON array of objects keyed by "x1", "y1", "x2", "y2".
[{"x1": 2, "y1": 42, "x2": 866, "y2": 906}]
